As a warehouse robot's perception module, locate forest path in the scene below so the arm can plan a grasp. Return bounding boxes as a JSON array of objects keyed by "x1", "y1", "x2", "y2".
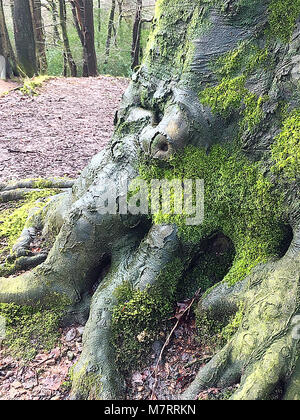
[{"x1": 0, "y1": 76, "x2": 129, "y2": 182}]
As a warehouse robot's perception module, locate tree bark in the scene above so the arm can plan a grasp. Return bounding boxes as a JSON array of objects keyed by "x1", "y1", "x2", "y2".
[
  {"x1": 0, "y1": 0, "x2": 18, "y2": 78},
  {"x1": 13, "y1": 0, "x2": 37, "y2": 77},
  {"x1": 104, "y1": 0, "x2": 116, "y2": 65},
  {"x1": 70, "y1": 0, "x2": 97, "y2": 77},
  {"x1": 30, "y1": 0, "x2": 47, "y2": 74},
  {"x1": 58, "y1": 0, "x2": 77, "y2": 77},
  {"x1": 131, "y1": 0, "x2": 142, "y2": 70}
]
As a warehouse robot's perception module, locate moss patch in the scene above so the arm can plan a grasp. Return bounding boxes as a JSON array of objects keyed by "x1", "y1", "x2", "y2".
[
  {"x1": 139, "y1": 144, "x2": 286, "y2": 287},
  {"x1": 111, "y1": 259, "x2": 184, "y2": 371},
  {"x1": 268, "y1": 0, "x2": 300, "y2": 42},
  {"x1": 0, "y1": 302, "x2": 64, "y2": 360},
  {"x1": 20, "y1": 75, "x2": 50, "y2": 96},
  {"x1": 0, "y1": 190, "x2": 58, "y2": 276},
  {"x1": 271, "y1": 109, "x2": 300, "y2": 181}
]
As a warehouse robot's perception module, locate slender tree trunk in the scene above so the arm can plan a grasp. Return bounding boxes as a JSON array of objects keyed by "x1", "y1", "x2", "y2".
[
  {"x1": 82, "y1": 0, "x2": 97, "y2": 76},
  {"x1": 0, "y1": 0, "x2": 18, "y2": 78},
  {"x1": 48, "y1": 0, "x2": 61, "y2": 46},
  {"x1": 131, "y1": 0, "x2": 142, "y2": 70},
  {"x1": 30, "y1": 0, "x2": 47, "y2": 74},
  {"x1": 71, "y1": 0, "x2": 97, "y2": 77},
  {"x1": 104, "y1": 0, "x2": 116, "y2": 65},
  {"x1": 58, "y1": 0, "x2": 77, "y2": 77},
  {"x1": 13, "y1": 0, "x2": 37, "y2": 77}
]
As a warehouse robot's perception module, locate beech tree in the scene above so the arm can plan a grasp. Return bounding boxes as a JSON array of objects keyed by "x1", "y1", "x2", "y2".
[
  {"x1": 0, "y1": 0, "x2": 300, "y2": 401},
  {"x1": 13, "y1": 0, "x2": 37, "y2": 77}
]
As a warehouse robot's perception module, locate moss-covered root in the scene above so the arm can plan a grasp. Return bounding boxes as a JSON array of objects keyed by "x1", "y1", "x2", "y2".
[
  {"x1": 182, "y1": 225, "x2": 300, "y2": 400},
  {"x1": 70, "y1": 224, "x2": 180, "y2": 400}
]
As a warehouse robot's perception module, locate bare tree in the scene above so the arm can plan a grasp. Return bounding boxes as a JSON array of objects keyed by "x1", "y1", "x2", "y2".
[
  {"x1": 104, "y1": 0, "x2": 116, "y2": 64},
  {"x1": 131, "y1": 0, "x2": 142, "y2": 70},
  {"x1": 58, "y1": 0, "x2": 77, "y2": 76},
  {"x1": 30, "y1": 0, "x2": 47, "y2": 73}
]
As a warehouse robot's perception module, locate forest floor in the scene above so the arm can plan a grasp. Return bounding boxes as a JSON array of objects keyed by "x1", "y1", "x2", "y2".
[
  {"x1": 0, "y1": 77, "x2": 235, "y2": 400},
  {"x1": 0, "y1": 76, "x2": 129, "y2": 182}
]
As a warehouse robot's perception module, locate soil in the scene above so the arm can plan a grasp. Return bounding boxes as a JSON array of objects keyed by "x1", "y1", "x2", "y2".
[{"x1": 0, "y1": 76, "x2": 129, "y2": 183}]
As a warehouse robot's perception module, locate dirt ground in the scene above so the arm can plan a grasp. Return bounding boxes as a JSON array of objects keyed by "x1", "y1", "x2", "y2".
[{"x1": 0, "y1": 76, "x2": 129, "y2": 183}]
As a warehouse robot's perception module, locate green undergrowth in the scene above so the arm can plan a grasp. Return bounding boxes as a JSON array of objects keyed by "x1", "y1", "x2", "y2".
[
  {"x1": 111, "y1": 259, "x2": 184, "y2": 371},
  {"x1": 0, "y1": 190, "x2": 58, "y2": 276},
  {"x1": 0, "y1": 302, "x2": 64, "y2": 360},
  {"x1": 20, "y1": 75, "x2": 50, "y2": 96},
  {"x1": 271, "y1": 109, "x2": 300, "y2": 181},
  {"x1": 139, "y1": 144, "x2": 286, "y2": 287}
]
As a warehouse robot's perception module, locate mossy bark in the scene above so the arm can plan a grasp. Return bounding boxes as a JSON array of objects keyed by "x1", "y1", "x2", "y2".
[{"x1": 0, "y1": 0, "x2": 300, "y2": 400}]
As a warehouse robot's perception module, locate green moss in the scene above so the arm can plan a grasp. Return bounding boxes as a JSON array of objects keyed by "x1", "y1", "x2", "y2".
[
  {"x1": 0, "y1": 190, "x2": 58, "y2": 276},
  {"x1": 268, "y1": 0, "x2": 300, "y2": 42},
  {"x1": 139, "y1": 144, "x2": 286, "y2": 286},
  {"x1": 0, "y1": 302, "x2": 64, "y2": 360},
  {"x1": 20, "y1": 75, "x2": 50, "y2": 96},
  {"x1": 199, "y1": 40, "x2": 272, "y2": 133},
  {"x1": 111, "y1": 259, "x2": 184, "y2": 371},
  {"x1": 177, "y1": 241, "x2": 235, "y2": 300},
  {"x1": 69, "y1": 364, "x2": 103, "y2": 400},
  {"x1": 271, "y1": 109, "x2": 300, "y2": 181},
  {"x1": 221, "y1": 302, "x2": 245, "y2": 343},
  {"x1": 0, "y1": 190, "x2": 57, "y2": 249}
]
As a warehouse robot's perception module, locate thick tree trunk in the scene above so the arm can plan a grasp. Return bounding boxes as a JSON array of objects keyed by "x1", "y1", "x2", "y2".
[
  {"x1": 1, "y1": 0, "x2": 300, "y2": 401},
  {"x1": 0, "y1": 0, "x2": 18, "y2": 78},
  {"x1": 30, "y1": 0, "x2": 47, "y2": 74},
  {"x1": 13, "y1": 0, "x2": 37, "y2": 77},
  {"x1": 58, "y1": 0, "x2": 77, "y2": 77}
]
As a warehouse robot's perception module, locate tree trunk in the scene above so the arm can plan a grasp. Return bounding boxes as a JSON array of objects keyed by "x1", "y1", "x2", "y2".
[
  {"x1": 58, "y1": 0, "x2": 77, "y2": 77},
  {"x1": 1, "y1": 0, "x2": 300, "y2": 401},
  {"x1": 104, "y1": 0, "x2": 115, "y2": 65},
  {"x1": 70, "y1": 0, "x2": 97, "y2": 77},
  {"x1": 30, "y1": 0, "x2": 47, "y2": 74},
  {"x1": 131, "y1": 0, "x2": 142, "y2": 70},
  {"x1": 0, "y1": 0, "x2": 18, "y2": 78},
  {"x1": 47, "y1": 0, "x2": 61, "y2": 46},
  {"x1": 13, "y1": 0, "x2": 37, "y2": 78}
]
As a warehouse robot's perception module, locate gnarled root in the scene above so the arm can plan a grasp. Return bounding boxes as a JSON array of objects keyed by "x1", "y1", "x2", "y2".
[
  {"x1": 182, "y1": 225, "x2": 300, "y2": 400},
  {"x1": 70, "y1": 224, "x2": 180, "y2": 400}
]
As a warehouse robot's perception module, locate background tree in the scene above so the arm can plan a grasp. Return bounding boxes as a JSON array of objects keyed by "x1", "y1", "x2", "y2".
[
  {"x1": 70, "y1": 0, "x2": 97, "y2": 77},
  {"x1": 104, "y1": 0, "x2": 116, "y2": 64},
  {"x1": 58, "y1": 0, "x2": 77, "y2": 77},
  {"x1": 0, "y1": 0, "x2": 17, "y2": 77},
  {"x1": 131, "y1": 0, "x2": 142, "y2": 70},
  {"x1": 30, "y1": 0, "x2": 47, "y2": 73}
]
